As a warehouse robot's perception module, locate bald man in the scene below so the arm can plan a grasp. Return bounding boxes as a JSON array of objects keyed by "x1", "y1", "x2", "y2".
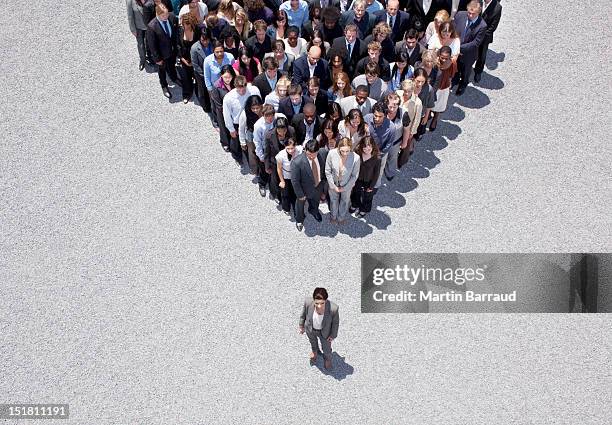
[
  {"x1": 291, "y1": 45, "x2": 331, "y2": 91},
  {"x1": 373, "y1": 0, "x2": 411, "y2": 42}
]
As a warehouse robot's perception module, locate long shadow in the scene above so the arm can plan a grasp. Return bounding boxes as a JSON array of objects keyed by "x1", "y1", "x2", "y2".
[
  {"x1": 311, "y1": 352, "x2": 354, "y2": 380},
  {"x1": 485, "y1": 48, "x2": 505, "y2": 71}
]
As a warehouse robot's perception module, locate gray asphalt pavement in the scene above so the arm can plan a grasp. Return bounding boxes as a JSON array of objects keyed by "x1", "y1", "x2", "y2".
[{"x1": 1, "y1": 1, "x2": 611, "y2": 424}]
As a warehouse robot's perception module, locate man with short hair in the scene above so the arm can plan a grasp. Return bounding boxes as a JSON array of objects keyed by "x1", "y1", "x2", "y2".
[
  {"x1": 245, "y1": 19, "x2": 273, "y2": 61},
  {"x1": 264, "y1": 40, "x2": 296, "y2": 76},
  {"x1": 373, "y1": 0, "x2": 410, "y2": 42},
  {"x1": 292, "y1": 103, "x2": 321, "y2": 145},
  {"x1": 278, "y1": 83, "x2": 308, "y2": 121},
  {"x1": 283, "y1": 26, "x2": 308, "y2": 58},
  {"x1": 364, "y1": 103, "x2": 394, "y2": 188},
  {"x1": 223, "y1": 76, "x2": 261, "y2": 163},
  {"x1": 339, "y1": 85, "x2": 377, "y2": 115},
  {"x1": 253, "y1": 56, "x2": 282, "y2": 99},
  {"x1": 279, "y1": 0, "x2": 310, "y2": 30},
  {"x1": 305, "y1": 77, "x2": 329, "y2": 116},
  {"x1": 351, "y1": 61, "x2": 389, "y2": 101},
  {"x1": 355, "y1": 40, "x2": 391, "y2": 81},
  {"x1": 292, "y1": 45, "x2": 331, "y2": 91},
  {"x1": 146, "y1": 4, "x2": 181, "y2": 99},
  {"x1": 474, "y1": 0, "x2": 502, "y2": 82},
  {"x1": 395, "y1": 28, "x2": 423, "y2": 66},
  {"x1": 290, "y1": 140, "x2": 328, "y2": 231},
  {"x1": 452, "y1": 0, "x2": 487, "y2": 95},
  {"x1": 340, "y1": 0, "x2": 375, "y2": 39},
  {"x1": 329, "y1": 24, "x2": 365, "y2": 79}
]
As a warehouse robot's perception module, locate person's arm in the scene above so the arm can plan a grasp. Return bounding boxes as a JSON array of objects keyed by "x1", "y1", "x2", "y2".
[
  {"x1": 368, "y1": 158, "x2": 381, "y2": 190},
  {"x1": 298, "y1": 298, "x2": 308, "y2": 332},
  {"x1": 146, "y1": 26, "x2": 161, "y2": 64},
  {"x1": 126, "y1": 0, "x2": 136, "y2": 34},
  {"x1": 325, "y1": 152, "x2": 338, "y2": 192},
  {"x1": 460, "y1": 22, "x2": 488, "y2": 53},
  {"x1": 203, "y1": 57, "x2": 213, "y2": 90},
  {"x1": 238, "y1": 111, "x2": 248, "y2": 147},
  {"x1": 191, "y1": 45, "x2": 204, "y2": 76},
  {"x1": 276, "y1": 156, "x2": 286, "y2": 188},
  {"x1": 222, "y1": 95, "x2": 236, "y2": 133},
  {"x1": 291, "y1": 158, "x2": 306, "y2": 199},
  {"x1": 346, "y1": 155, "x2": 360, "y2": 189},
  {"x1": 329, "y1": 305, "x2": 339, "y2": 340},
  {"x1": 254, "y1": 125, "x2": 266, "y2": 161},
  {"x1": 412, "y1": 99, "x2": 422, "y2": 134},
  {"x1": 486, "y1": 6, "x2": 502, "y2": 38}
]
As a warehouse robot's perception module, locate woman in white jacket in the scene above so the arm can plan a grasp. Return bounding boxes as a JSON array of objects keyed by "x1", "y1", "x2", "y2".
[{"x1": 325, "y1": 138, "x2": 360, "y2": 224}]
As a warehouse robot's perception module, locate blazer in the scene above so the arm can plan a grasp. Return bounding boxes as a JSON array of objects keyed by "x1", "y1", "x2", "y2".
[
  {"x1": 299, "y1": 298, "x2": 339, "y2": 340},
  {"x1": 481, "y1": 0, "x2": 502, "y2": 43},
  {"x1": 264, "y1": 126, "x2": 297, "y2": 170},
  {"x1": 264, "y1": 52, "x2": 295, "y2": 76},
  {"x1": 339, "y1": 95, "x2": 377, "y2": 116},
  {"x1": 126, "y1": 0, "x2": 148, "y2": 32},
  {"x1": 373, "y1": 10, "x2": 411, "y2": 42},
  {"x1": 325, "y1": 149, "x2": 360, "y2": 191},
  {"x1": 290, "y1": 150, "x2": 328, "y2": 199},
  {"x1": 292, "y1": 55, "x2": 332, "y2": 91},
  {"x1": 407, "y1": 0, "x2": 451, "y2": 27},
  {"x1": 453, "y1": 11, "x2": 487, "y2": 63},
  {"x1": 305, "y1": 91, "x2": 329, "y2": 116},
  {"x1": 146, "y1": 14, "x2": 179, "y2": 62},
  {"x1": 278, "y1": 96, "x2": 308, "y2": 121},
  {"x1": 395, "y1": 40, "x2": 423, "y2": 66},
  {"x1": 340, "y1": 10, "x2": 375, "y2": 39},
  {"x1": 252, "y1": 71, "x2": 283, "y2": 100},
  {"x1": 329, "y1": 36, "x2": 366, "y2": 80},
  {"x1": 143, "y1": 0, "x2": 174, "y2": 26},
  {"x1": 291, "y1": 114, "x2": 322, "y2": 144}
]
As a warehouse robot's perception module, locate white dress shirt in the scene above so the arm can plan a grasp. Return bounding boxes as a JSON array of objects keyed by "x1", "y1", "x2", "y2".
[
  {"x1": 312, "y1": 308, "x2": 324, "y2": 330},
  {"x1": 422, "y1": 0, "x2": 432, "y2": 14},
  {"x1": 222, "y1": 86, "x2": 261, "y2": 132},
  {"x1": 253, "y1": 113, "x2": 287, "y2": 160}
]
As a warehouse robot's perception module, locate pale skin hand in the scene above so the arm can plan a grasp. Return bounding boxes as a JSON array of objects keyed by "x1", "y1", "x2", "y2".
[
  {"x1": 327, "y1": 337, "x2": 334, "y2": 343},
  {"x1": 299, "y1": 326, "x2": 304, "y2": 334},
  {"x1": 334, "y1": 186, "x2": 343, "y2": 193},
  {"x1": 156, "y1": 60, "x2": 164, "y2": 66},
  {"x1": 230, "y1": 130, "x2": 238, "y2": 138}
]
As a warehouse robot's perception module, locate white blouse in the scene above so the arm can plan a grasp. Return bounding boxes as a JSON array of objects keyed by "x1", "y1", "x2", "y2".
[{"x1": 427, "y1": 33, "x2": 461, "y2": 57}]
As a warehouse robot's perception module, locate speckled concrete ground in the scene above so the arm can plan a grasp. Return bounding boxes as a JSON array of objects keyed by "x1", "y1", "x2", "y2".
[{"x1": 1, "y1": 1, "x2": 611, "y2": 424}]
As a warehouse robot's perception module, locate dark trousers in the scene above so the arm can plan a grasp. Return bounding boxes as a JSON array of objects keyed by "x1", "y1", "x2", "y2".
[
  {"x1": 295, "y1": 187, "x2": 322, "y2": 224},
  {"x1": 207, "y1": 89, "x2": 219, "y2": 126},
  {"x1": 229, "y1": 124, "x2": 243, "y2": 163},
  {"x1": 257, "y1": 157, "x2": 270, "y2": 188},
  {"x1": 194, "y1": 74, "x2": 212, "y2": 112},
  {"x1": 280, "y1": 179, "x2": 297, "y2": 213},
  {"x1": 178, "y1": 63, "x2": 194, "y2": 100},
  {"x1": 135, "y1": 29, "x2": 148, "y2": 64},
  {"x1": 455, "y1": 57, "x2": 475, "y2": 89},
  {"x1": 350, "y1": 180, "x2": 376, "y2": 213},
  {"x1": 269, "y1": 166, "x2": 281, "y2": 200},
  {"x1": 474, "y1": 41, "x2": 490, "y2": 74},
  {"x1": 157, "y1": 55, "x2": 179, "y2": 88}
]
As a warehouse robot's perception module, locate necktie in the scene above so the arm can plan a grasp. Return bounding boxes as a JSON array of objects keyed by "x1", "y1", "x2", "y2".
[
  {"x1": 311, "y1": 158, "x2": 320, "y2": 186},
  {"x1": 347, "y1": 42, "x2": 352, "y2": 58},
  {"x1": 163, "y1": 20, "x2": 171, "y2": 37},
  {"x1": 389, "y1": 15, "x2": 394, "y2": 29}
]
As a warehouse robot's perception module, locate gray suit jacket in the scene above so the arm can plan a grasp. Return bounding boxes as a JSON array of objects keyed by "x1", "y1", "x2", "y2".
[{"x1": 299, "y1": 298, "x2": 339, "y2": 339}]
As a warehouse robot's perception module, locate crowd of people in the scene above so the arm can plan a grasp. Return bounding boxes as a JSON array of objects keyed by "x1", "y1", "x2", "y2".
[{"x1": 127, "y1": 0, "x2": 502, "y2": 231}]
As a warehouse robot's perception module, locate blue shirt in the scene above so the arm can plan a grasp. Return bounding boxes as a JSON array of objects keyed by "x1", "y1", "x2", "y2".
[
  {"x1": 279, "y1": 0, "x2": 309, "y2": 30},
  {"x1": 266, "y1": 75, "x2": 278, "y2": 91},
  {"x1": 203, "y1": 52, "x2": 234, "y2": 90},
  {"x1": 364, "y1": 114, "x2": 394, "y2": 154}
]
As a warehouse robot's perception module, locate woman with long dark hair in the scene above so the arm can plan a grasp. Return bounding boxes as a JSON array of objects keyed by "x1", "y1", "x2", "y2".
[
  {"x1": 337, "y1": 108, "x2": 367, "y2": 148},
  {"x1": 238, "y1": 95, "x2": 265, "y2": 174},
  {"x1": 177, "y1": 12, "x2": 202, "y2": 103},
  {"x1": 232, "y1": 46, "x2": 262, "y2": 83},
  {"x1": 210, "y1": 65, "x2": 237, "y2": 151},
  {"x1": 266, "y1": 9, "x2": 289, "y2": 41},
  {"x1": 388, "y1": 51, "x2": 414, "y2": 92},
  {"x1": 316, "y1": 118, "x2": 339, "y2": 150},
  {"x1": 350, "y1": 136, "x2": 381, "y2": 219}
]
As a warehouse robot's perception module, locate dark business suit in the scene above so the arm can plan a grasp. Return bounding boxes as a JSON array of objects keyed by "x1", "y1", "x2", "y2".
[
  {"x1": 395, "y1": 40, "x2": 423, "y2": 66},
  {"x1": 290, "y1": 149, "x2": 328, "y2": 224},
  {"x1": 252, "y1": 71, "x2": 283, "y2": 100},
  {"x1": 143, "y1": 0, "x2": 174, "y2": 27},
  {"x1": 264, "y1": 52, "x2": 295, "y2": 77},
  {"x1": 264, "y1": 126, "x2": 296, "y2": 201},
  {"x1": 292, "y1": 56, "x2": 331, "y2": 91},
  {"x1": 299, "y1": 298, "x2": 339, "y2": 361},
  {"x1": 329, "y1": 36, "x2": 366, "y2": 80},
  {"x1": 340, "y1": 10, "x2": 375, "y2": 39},
  {"x1": 306, "y1": 91, "x2": 329, "y2": 116},
  {"x1": 146, "y1": 13, "x2": 180, "y2": 88},
  {"x1": 475, "y1": 0, "x2": 502, "y2": 74},
  {"x1": 407, "y1": 0, "x2": 451, "y2": 27},
  {"x1": 292, "y1": 114, "x2": 322, "y2": 145},
  {"x1": 453, "y1": 11, "x2": 487, "y2": 88},
  {"x1": 374, "y1": 10, "x2": 411, "y2": 42},
  {"x1": 278, "y1": 96, "x2": 308, "y2": 122}
]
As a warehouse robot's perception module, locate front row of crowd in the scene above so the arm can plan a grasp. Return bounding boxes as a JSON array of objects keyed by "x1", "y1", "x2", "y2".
[{"x1": 129, "y1": 0, "x2": 501, "y2": 231}]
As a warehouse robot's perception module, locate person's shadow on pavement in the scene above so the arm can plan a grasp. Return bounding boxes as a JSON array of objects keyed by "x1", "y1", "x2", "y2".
[{"x1": 311, "y1": 352, "x2": 354, "y2": 380}]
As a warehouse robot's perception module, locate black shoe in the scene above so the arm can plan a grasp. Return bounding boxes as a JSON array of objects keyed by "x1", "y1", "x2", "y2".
[
  {"x1": 358, "y1": 211, "x2": 367, "y2": 218},
  {"x1": 259, "y1": 186, "x2": 266, "y2": 197},
  {"x1": 313, "y1": 212, "x2": 322, "y2": 222},
  {"x1": 386, "y1": 175, "x2": 395, "y2": 181},
  {"x1": 139, "y1": 62, "x2": 145, "y2": 71},
  {"x1": 222, "y1": 146, "x2": 230, "y2": 152},
  {"x1": 455, "y1": 86, "x2": 466, "y2": 96},
  {"x1": 428, "y1": 122, "x2": 437, "y2": 132},
  {"x1": 296, "y1": 222, "x2": 304, "y2": 231},
  {"x1": 349, "y1": 207, "x2": 357, "y2": 214},
  {"x1": 162, "y1": 87, "x2": 172, "y2": 99},
  {"x1": 473, "y1": 72, "x2": 482, "y2": 83}
]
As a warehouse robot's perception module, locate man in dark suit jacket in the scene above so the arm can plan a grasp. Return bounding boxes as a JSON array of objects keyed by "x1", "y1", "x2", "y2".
[
  {"x1": 452, "y1": 0, "x2": 487, "y2": 94},
  {"x1": 264, "y1": 41, "x2": 295, "y2": 78},
  {"x1": 299, "y1": 287, "x2": 339, "y2": 369},
  {"x1": 146, "y1": 4, "x2": 180, "y2": 98},
  {"x1": 278, "y1": 84, "x2": 309, "y2": 121},
  {"x1": 340, "y1": 1, "x2": 376, "y2": 39},
  {"x1": 305, "y1": 76, "x2": 329, "y2": 116},
  {"x1": 292, "y1": 103, "x2": 322, "y2": 146},
  {"x1": 290, "y1": 139, "x2": 329, "y2": 230},
  {"x1": 292, "y1": 46, "x2": 331, "y2": 92},
  {"x1": 394, "y1": 28, "x2": 423, "y2": 66},
  {"x1": 474, "y1": 0, "x2": 502, "y2": 81},
  {"x1": 252, "y1": 57, "x2": 282, "y2": 100},
  {"x1": 329, "y1": 24, "x2": 366, "y2": 80},
  {"x1": 374, "y1": 0, "x2": 411, "y2": 42},
  {"x1": 407, "y1": 0, "x2": 451, "y2": 27}
]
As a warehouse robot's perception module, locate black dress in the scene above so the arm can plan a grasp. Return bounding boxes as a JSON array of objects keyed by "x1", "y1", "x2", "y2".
[{"x1": 177, "y1": 26, "x2": 201, "y2": 100}]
